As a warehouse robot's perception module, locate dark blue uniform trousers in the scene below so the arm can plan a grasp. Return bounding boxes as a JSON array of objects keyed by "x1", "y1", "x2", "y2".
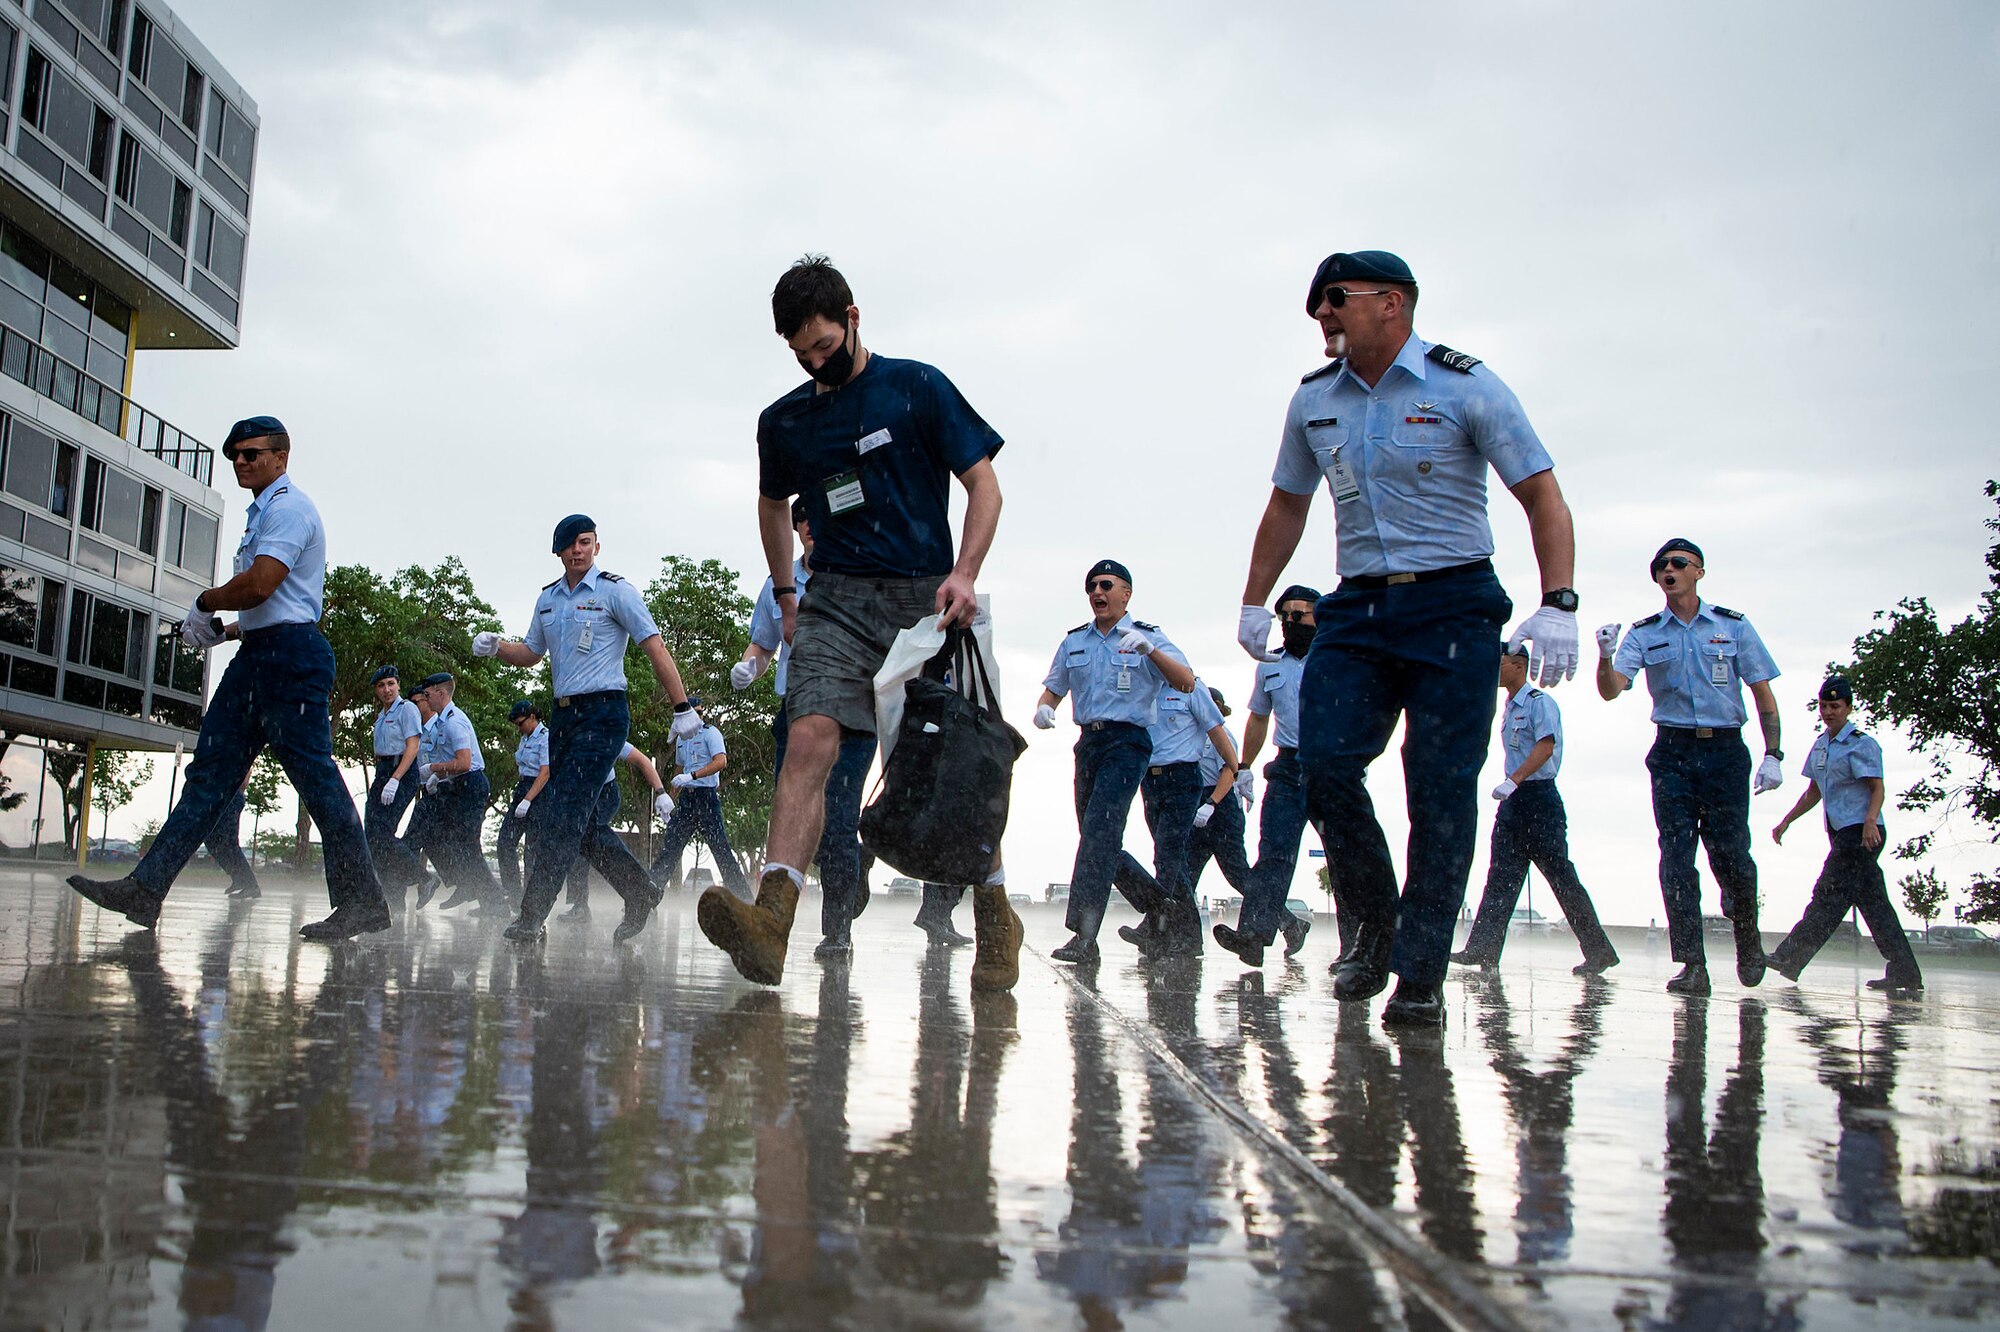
[
  {"x1": 1112, "y1": 760, "x2": 1200, "y2": 916},
  {"x1": 425, "y1": 769, "x2": 501, "y2": 897},
  {"x1": 650, "y1": 786, "x2": 749, "y2": 894},
  {"x1": 1646, "y1": 731, "x2": 1759, "y2": 964},
  {"x1": 1299, "y1": 572, "x2": 1511, "y2": 987},
  {"x1": 564, "y1": 776, "x2": 655, "y2": 907},
  {"x1": 1241, "y1": 748, "x2": 1329, "y2": 947},
  {"x1": 519, "y1": 691, "x2": 653, "y2": 923},
  {"x1": 1184, "y1": 788, "x2": 1253, "y2": 897},
  {"x1": 497, "y1": 775, "x2": 535, "y2": 895},
  {"x1": 133, "y1": 623, "x2": 383, "y2": 911},
  {"x1": 1065, "y1": 722, "x2": 1153, "y2": 941},
  {"x1": 1768, "y1": 822, "x2": 1921, "y2": 985},
  {"x1": 365, "y1": 755, "x2": 422, "y2": 890},
  {"x1": 202, "y1": 789, "x2": 258, "y2": 891},
  {"x1": 1459, "y1": 780, "x2": 1616, "y2": 965},
  {"x1": 773, "y1": 701, "x2": 879, "y2": 928}
]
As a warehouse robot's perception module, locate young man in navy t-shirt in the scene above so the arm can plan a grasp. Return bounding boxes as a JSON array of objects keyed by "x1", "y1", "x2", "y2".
[{"x1": 697, "y1": 255, "x2": 1022, "y2": 992}]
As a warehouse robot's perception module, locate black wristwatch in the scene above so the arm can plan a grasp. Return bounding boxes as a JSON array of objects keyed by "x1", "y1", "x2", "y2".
[
  {"x1": 1540, "y1": 587, "x2": 1580, "y2": 612},
  {"x1": 1766, "y1": 749, "x2": 1784, "y2": 761},
  {"x1": 773, "y1": 585, "x2": 797, "y2": 598}
]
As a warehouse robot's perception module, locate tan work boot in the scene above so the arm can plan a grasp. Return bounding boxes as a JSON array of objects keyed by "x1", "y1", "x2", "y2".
[
  {"x1": 699, "y1": 869, "x2": 800, "y2": 985},
  {"x1": 969, "y1": 884, "x2": 1023, "y2": 993}
]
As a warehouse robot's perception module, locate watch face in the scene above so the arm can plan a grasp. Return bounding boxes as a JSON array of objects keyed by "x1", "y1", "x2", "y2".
[{"x1": 1543, "y1": 589, "x2": 1579, "y2": 612}]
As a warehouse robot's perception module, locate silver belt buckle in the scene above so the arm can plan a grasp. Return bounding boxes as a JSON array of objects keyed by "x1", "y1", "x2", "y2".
[{"x1": 1386, "y1": 572, "x2": 1417, "y2": 586}]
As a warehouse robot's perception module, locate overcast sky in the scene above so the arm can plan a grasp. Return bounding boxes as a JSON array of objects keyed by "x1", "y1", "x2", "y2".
[{"x1": 93, "y1": 0, "x2": 2000, "y2": 929}]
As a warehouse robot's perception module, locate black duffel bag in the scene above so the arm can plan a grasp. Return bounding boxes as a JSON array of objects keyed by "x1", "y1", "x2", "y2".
[{"x1": 860, "y1": 626, "x2": 1026, "y2": 885}]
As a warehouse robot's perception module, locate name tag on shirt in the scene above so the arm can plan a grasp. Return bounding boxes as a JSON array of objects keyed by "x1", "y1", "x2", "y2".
[
  {"x1": 826, "y1": 471, "x2": 866, "y2": 514},
  {"x1": 1116, "y1": 667, "x2": 1132, "y2": 692},
  {"x1": 578, "y1": 622, "x2": 595, "y2": 652},
  {"x1": 856, "y1": 428, "x2": 893, "y2": 455},
  {"x1": 1327, "y1": 448, "x2": 1360, "y2": 504},
  {"x1": 1710, "y1": 656, "x2": 1730, "y2": 686}
]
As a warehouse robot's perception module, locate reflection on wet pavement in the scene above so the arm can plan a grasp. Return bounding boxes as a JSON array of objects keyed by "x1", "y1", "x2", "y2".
[{"x1": 2, "y1": 868, "x2": 1998, "y2": 1329}]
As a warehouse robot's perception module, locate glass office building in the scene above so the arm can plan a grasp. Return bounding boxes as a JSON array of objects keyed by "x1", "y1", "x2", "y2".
[{"x1": 0, "y1": 0, "x2": 253, "y2": 754}]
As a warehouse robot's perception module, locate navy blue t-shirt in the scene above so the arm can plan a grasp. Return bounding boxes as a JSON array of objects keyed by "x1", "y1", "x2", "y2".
[{"x1": 757, "y1": 354, "x2": 1003, "y2": 578}]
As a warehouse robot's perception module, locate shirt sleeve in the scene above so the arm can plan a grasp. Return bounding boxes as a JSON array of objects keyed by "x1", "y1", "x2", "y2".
[
  {"x1": 705, "y1": 727, "x2": 727, "y2": 758},
  {"x1": 449, "y1": 713, "x2": 476, "y2": 755},
  {"x1": 1461, "y1": 367, "x2": 1555, "y2": 488},
  {"x1": 524, "y1": 595, "x2": 548, "y2": 655},
  {"x1": 915, "y1": 362, "x2": 1005, "y2": 475},
  {"x1": 1189, "y1": 681, "x2": 1223, "y2": 732},
  {"x1": 1851, "y1": 735, "x2": 1884, "y2": 781},
  {"x1": 396, "y1": 703, "x2": 421, "y2": 742},
  {"x1": 250, "y1": 494, "x2": 314, "y2": 567},
  {"x1": 1612, "y1": 627, "x2": 1645, "y2": 679},
  {"x1": 612, "y1": 579, "x2": 662, "y2": 644},
  {"x1": 748, "y1": 579, "x2": 782, "y2": 652},
  {"x1": 1271, "y1": 392, "x2": 1321, "y2": 496},
  {"x1": 1248, "y1": 667, "x2": 1277, "y2": 717},
  {"x1": 756, "y1": 404, "x2": 799, "y2": 502},
  {"x1": 1529, "y1": 692, "x2": 1561, "y2": 743},
  {"x1": 620, "y1": 742, "x2": 640, "y2": 764},
  {"x1": 1042, "y1": 641, "x2": 1071, "y2": 698},
  {"x1": 1733, "y1": 618, "x2": 1780, "y2": 685}
]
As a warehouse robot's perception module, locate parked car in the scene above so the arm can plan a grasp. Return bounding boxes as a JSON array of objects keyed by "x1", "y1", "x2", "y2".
[
  {"x1": 1285, "y1": 898, "x2": 1313, "y2": 919},
  {"x1": 685, "y1": 867, "x2": 716, "y2": 893},
  {"x1": 1926, "y1": 925, "x2": 1997, "y2": 955},
  {"x1": 1009, "y1": 892, "x2": 1032, "y2": 907},
  {"x1": 887, "y1": 877, "x2": 922, "y2": 898},
  {"x1": 1207, "y1": 894, "x2": 1243, "y2": 915},
  {"x1": 1047, "y1": 882, "x2": 1071, "y2": 903}
]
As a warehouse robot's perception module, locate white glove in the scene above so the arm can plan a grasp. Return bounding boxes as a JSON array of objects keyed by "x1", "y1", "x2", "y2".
[
  {"x1": 1192, "y1": 801, "x2": 1216, "y2": 829},
  {"x1": 653, "y1": 790, "x2": 674, "y2": 821},
  {"x1": 730, "y1": 658, "x2": 764, "y2": 690},
  {"x1": 417, "y1": 762, "x2": 433, "y2": 781},
  {"x1": 1117, "y1": 628, "x2": 1155, "y2": 656},
  {"x1": 423, "y1": 771, "x2": 442, "y2": 794},
  {"x1": 1033, "y1": 702, "x2": 1057, "y2": 730},
  {"x1": 514, "y1": 799, "x2": 532, "y2": 819},
  {"x1": 671, "y1": 707, "x2": 702, "y2": 738},
  {"x1": 1506, "y1": 607, "x2": 1580, "y2": 685},
  {"x1": 670, "y1": 773, "x2": 694, "y2": 790},
  {"x1": 1238, "y1": 605, "x2": 1279, "y2": 662},
  {"x1": 1595, "y1": 623, "x2": 1622, "y2": 659},
  {"x1": 379, "y1": 777, "x2": 399, "y2": 805},
  {"x1": 1491, "y1": 778, "x2": 1518, "y2": 801},
  {"x1": 179, "y1": 602, "x2": 224, "y2": 650},
  {"x1": 1753, "y1": 755, "x2": 1785, "y2": 794},
  {"x1": 1235, "y1": 770, "x2": 1255, "y2": 804},
  {"x1": 472, "y1": 631, "x2": 500, "y2": 658}
]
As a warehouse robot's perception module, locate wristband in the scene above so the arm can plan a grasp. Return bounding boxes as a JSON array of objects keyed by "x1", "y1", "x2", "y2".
[
  {"x1": 195, "y1": 590, "x2": 211, "y2": 612},
  {"x1": 673, "y1": 700, "x2": 694, "y2": 713},
  {"x1": 773, "y1": 586, "x2": 797, "y2": 597}
]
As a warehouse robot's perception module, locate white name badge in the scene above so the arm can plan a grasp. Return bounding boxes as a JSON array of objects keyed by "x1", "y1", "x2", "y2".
[
  {"x1": 1116, "y1": 667, "x2": 1133, "y2": 692},
  {"x1": 1710, "y1": 656, "x2": 1730, "y2": 686},
  {"x1": 857, "y1": 428, "x2": 893, "y2": 455},
  {"x1": 578, "y1": 622, "x2": 595, "y2": 652},
  {"x1": 1328, "y1": 448, "x2": 1361, "y2": 504},
  {"x1": 826, "y1": 471, "x2": 866, "y2": 514}
]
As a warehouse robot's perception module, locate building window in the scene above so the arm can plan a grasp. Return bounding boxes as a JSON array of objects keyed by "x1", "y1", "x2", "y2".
[
  {"x1": 66, "y1": 587, "x2": 146, "y2": 680},
  {"x1": 163, "y1": 496, "x2": 217, "y2": 576},
  {"x1": 113, "y1": 134, "x2": 191, "y2": 250},
  {"x1": 56, "y1": 0, "x2": 125, "y2": 58},
  {"x1": 202, "y1": 85, "x2": 254, "y2": 191},
  {"x1": 1, "y1": 418, "x2": 78, "y2": 519},
  {"x1": 79, "y1": 454, "x2": 161, "y2": 553},
  {"x1": 0, "y1": 563, "x2": 62, "y2": 657},
  {"x1": 192, "y1": 199, "x2": 243, "y2": 289},
  {"x1": 21, "y1": 47, "x2": 114, "y2": 183},
  {"x1": 151, "y1": 617, "x2": 201, "y2": 694}
]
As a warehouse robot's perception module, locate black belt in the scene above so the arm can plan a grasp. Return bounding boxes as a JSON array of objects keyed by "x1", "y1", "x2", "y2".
[
  {"x1": 1339, "y1": 558, "x2": 1492, "y2": 591},
  {"x1": 1657, "y1": 724, "x2": 1741, "y2": 741},
  {"x1": 239, "y1": 621, "x2": 322, "y2": 642},
  {"x1": 1082, "y1": 720, "x2": 1145, "y2": 734},
  {"x1": 1148, "y1": 760, "x2": 1197, "y2": 775},
  {"x1": 556, "y1": 689, "x2": 625, "y2": 708}
]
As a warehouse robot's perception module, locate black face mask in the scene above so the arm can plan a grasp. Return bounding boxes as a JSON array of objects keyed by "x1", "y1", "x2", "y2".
[
  {"x1": 1282, "y1": 621, "x2": 1315, "y2": 657},
  {"x1": 806, "y1": 320, "x2": 855, "y2": 387}
]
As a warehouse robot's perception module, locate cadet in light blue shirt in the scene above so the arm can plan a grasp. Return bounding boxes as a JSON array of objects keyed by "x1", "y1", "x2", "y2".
[
  {"x1": 1235, "y1": 252, "x2": 1584, "y2": 1026},
  {"x1": 1186, "y1": 691, "x2": 1257, "y2": 904},
  {"x1": 1111, "y1": 675, "x2": 1241, "y2": 958},
  {"x1": 474, "y1": 513, "x2": 697, "y2": 942},
  {"x1": 1598, "y1": 537, "x2": 1784, "y2": 996},
  {"x1": 1498, "y1": 685, "x2": 1563, "y2": 783},
  {"x1": 407, "y1": 673, "x2": 502, "y2": 913},
  {"x1": 496, "y1": 699, "x2": 552, "y2": 901},
  {"x1": 365, "y1": 663, "x2": 426, "y2": 895},
  {"x1": 1768, "y1": 676, "x2": 1920, "y2": 992},
  {"x1": 673, "y1": 723, "x2": 727, "y2": 790},
  {"x1": 1032, "y1": 560, "x2": 1200, "y2": 963},
  {"x1": 229, "y1": 478, "x2": 327, "y2": 632},
  {"x1": 1247, "y1": 653, "x2": 1304, "y2": 751},
  {"x1": 650, "y1": 704, "x2": 749, "y2": 898}
]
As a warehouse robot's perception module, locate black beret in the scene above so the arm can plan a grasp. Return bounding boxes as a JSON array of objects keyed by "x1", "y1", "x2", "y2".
[
  {"x1": 370, "y1": 663, "x2": 398, "y2": 684},
  {"x1": 552, "y1": 513, "x2": 596, "y2": 554},
  {"x1": 508, "y1": 698, "x2": 538, "y2": 721},
  {"x1": 412, "y1": 672, "x2": 453, "y2": 692},
  {"x1": 790, "y1": 497, "x2": 809, "y2": 526},
  {"x1": 1306, "y1": 251, "x2": 1415, "y2": 314},
  {"x1": 1652, "y1": 538, "x2": 1705, "y2": 571},
  {"x1": 1818, "y1": 676, "x2": 1855, "y2": 703},
  {"x1": 1207, "y1": 685, "x2": 1230, "y2": 716},
  {"x1": 1085, "y1": 559, "x2": 1133, "y2": 588},
  {"x1": 1275, "y1": 583, "x2": 1323, "y2": 609},
  {"x1": 221, "y1": 415, "x2": 287, "y2": 460}
]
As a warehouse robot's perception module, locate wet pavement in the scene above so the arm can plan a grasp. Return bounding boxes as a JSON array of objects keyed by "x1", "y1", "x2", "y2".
[{"x1": 2, "y1": 865, "x2": 1997, "y2": 1330}]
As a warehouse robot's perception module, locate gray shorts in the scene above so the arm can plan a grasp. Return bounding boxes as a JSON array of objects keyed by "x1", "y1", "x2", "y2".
[{"x1": 787, "y1": 572, "x2": 945, "y2": 735}]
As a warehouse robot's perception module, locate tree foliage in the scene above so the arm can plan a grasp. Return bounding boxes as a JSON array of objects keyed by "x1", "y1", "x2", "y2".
[
  {"x1": 1900, "y1": 867, "x2": 1949, "y2": 926},
  {"x1": 243, "y1": 753, "x2": 282, "y2": 819},
  {"x1": 1842, "y1": 481, "x2": 2000, "y2": 922},
  {"x1": 89, "y1": 749, "x2": 154, "y2": 848}
]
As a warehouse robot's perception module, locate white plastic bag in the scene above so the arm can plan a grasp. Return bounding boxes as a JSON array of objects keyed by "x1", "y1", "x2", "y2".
[{"x1": 872, "y1": 595, "x2": 998, "y2": 766}]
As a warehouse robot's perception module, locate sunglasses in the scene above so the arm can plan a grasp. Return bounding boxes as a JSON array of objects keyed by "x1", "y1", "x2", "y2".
[
  {"x1": 1318, "y1": 286, "x2": 1392, "y2": 310},
  {"x1": 1280, "y1": 610, "x2": 1313, "y2": 623},
  {"x1": 227, "y1": 446, "x2": 279, "y2": 462},
  {"x1": 1087, "y1": 578, "x2": 1122, "y2": 594},
  {"x1": 1651, "y1": 556, "x2": 1698, "y2": 576}
]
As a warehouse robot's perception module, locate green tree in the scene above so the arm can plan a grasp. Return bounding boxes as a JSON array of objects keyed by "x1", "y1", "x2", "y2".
[
  {"x1": 89, "y1": 749, "x2": 154, "y2": 851},
  {"x1": 627, "y1": 556, "x2": 777, "y2": 866},
  {"x1": 1900, "y1": 867, "x2": 1949, "y2": 929},
  {"x1": 1842, "y1": 481, "x2": 2000, "y2": 923},
  {"x1": 43, "y1": 744, "x2": 90, "y2": 852}
]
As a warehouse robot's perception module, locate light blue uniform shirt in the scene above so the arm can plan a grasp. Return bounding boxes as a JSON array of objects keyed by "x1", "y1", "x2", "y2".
[
  {"x1": 748, "y1": 557, "x2": 812, "y2": 697},
  {"x1": 1271, "y1": 334, "x2": 1554, "y2": 577},
  {"x1": 1500, "y1": 686, "x2": 1562, "y2": 782},
  {"x1": 522, "y1": 565, "x2": 661, "y2": 698},
  {"x1": 1805, "y1": 722, "x2": 1884, "y2": 831},
  {"x1": 514, "y1": 722, "x2": 550, "y2": 778},
  {"x1": 1199, "y1": 724, "x2": 1237, "y2": 787},
  {"x1": 373, "y1": 698, "x2": 421, "y2": 757},
  {"x1": 422, "y1": 703, "x2": 484, "y2": 773},
  {"x1": 1041, "y1": 614, "x2": 1187, "y2": 728},
  {"x1": 1248, "y1": 653, "x2": 1305, "y2": 751},
  {"x1": 1613, "y1": 600, "x2": 1780, "y2": 728},
  {"x1": 233, "y1": 479, "x2": 327, "y2": 631},
  {"x1": 1149, "y1": 679, "x2": 1224, "y2": 766},
  {"x1": 675, "y1": 725, "x2": 726, "y2": 789}
]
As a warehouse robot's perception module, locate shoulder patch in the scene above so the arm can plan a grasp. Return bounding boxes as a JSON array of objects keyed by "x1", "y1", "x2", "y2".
[
  {"x1": 1133, "y1": 620, "x2": 1161, "y2": 633},
  {"x1": 1425, "y1": 344, "x2": 1481, "y2": 373},
  {"x1": 599, "y1": 571, "x2": 624, "y2": 583},
  {"x1": 1069, "y1": 622, "x2": 1090, "y2": 635},
  {"x1": 1300, "y1": 359, "x2": 1342, "y2": 384},
  {"x1": 1711, "y1": 605, "x2": 1745, "y2": 620},
  {"x1": 1633, "y1": 612, "x2": 1664, "y2": 628},
  {"x1": 541, "y1": 576, "x2": 563, "y2": 591}
]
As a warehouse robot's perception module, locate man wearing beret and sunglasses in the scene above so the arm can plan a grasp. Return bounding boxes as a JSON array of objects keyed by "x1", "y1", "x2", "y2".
[{"x1": 1599, "y1": 538, "x2": 1784, "y2": 997}]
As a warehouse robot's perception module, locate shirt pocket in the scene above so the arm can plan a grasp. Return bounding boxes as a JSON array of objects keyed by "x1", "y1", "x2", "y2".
[
  {"x1": 1064, "y1": 649, "x2": 1092, "y2": 690},
  {"x1": 1379, "y1": 414, "x2": 1469, "y2": 496},
  {"x1": 1303, "y1": 422, "x2": 1350, "y2": 480}
]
